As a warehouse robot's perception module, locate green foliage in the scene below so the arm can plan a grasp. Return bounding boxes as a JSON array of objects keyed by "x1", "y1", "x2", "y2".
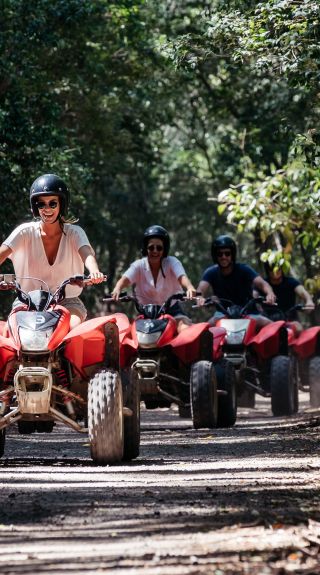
[
  {"x1": 218, "y1": 140, "x2": 320, "y2": 278},
  {"x1": 0, "y1": 0, "x2": 319, "y2": 316},
  {"x1": 260, "y1": 250, "x2": 291, "y2": 275}
]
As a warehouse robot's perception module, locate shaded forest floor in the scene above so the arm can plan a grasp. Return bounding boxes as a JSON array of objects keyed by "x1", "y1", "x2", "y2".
[{"x1": 0, "y1": 395, "x2": 319, "y2": 574}]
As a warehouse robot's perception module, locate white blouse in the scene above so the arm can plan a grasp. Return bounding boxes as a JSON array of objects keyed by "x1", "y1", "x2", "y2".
[
  {"x1": 124, "y1": 256, "x2": 186, "y2": 305},
  {"x1": 4, "y1": 221, "x2": 94, "y2": 297}
]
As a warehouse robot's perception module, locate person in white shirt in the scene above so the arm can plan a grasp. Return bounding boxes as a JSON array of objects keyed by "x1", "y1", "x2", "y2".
[
  {"x1": 0, "y1": 173, "x2": 104, "y2": 328},
  {"x1": 112, "y1": 225, "x2": 196, "y2": 333}
]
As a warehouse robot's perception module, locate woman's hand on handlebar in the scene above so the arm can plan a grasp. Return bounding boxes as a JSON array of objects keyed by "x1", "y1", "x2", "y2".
[
  {"x1": 185, "y1": 287, "x2": 197, "y2": 300},
  {"x1": 0, "y1": 274, "x2": 16, "y2": 290},
  {"x1": 0, "y1": 281, "x2": 14, "y2": 291},
  {"x1": 86, "y1": 272, "x2": 106, "y2": 285}
]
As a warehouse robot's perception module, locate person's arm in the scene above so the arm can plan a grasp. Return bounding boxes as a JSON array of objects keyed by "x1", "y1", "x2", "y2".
[
  {"x1": 295, "y1": 285, "x2": 315, "y2": 309},
  {"x1": 0, "y1": 244, "x2": 12, "y2": 267},
  {"x1": 0, "y1": 244, "x2": 13, "y2": 289},
  {"x1": 79, "y1": 245, "x2": 104, "y2": 284},
  {"x1": 253, "y1": 275, "x2": 276, "y2": 305},
  {"x1": 178, "y1": 274, "x2": 196, "y2": 299},
  {"x1": 112, "y1": 275, "x2": 131, "y2": 300},
  {"x1": 196, "y1": 279, "x2": 211, "y2": 298}
]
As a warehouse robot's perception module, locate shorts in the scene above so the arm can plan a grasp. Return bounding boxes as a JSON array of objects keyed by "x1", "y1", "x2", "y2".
[{"x1": 60, "y1": 297, "x2": 87, "y2": 321}]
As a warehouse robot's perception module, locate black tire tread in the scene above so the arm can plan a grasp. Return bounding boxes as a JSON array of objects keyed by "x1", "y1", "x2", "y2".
[
  {"x1": 0, "y1": 429, "x2": 5, "y2": 458},
  {"x1": 270, "y1": 355, "x2": 294, "y2": 416},
  {"x1": 88, "y1": 369, "x2": 124, "y2": 464},
  {"x1": 215, "y1": 360, "x2": 237, "y2": 427},
  {"x1": 123, "y1": 369, "x2": 140, "y2": 461},
  {"x1": 190, "y1": 360, "x2": 217, "y2": 429},
  {"x1": 309, "y1": 356, "x2": 320, "y2": 407}
]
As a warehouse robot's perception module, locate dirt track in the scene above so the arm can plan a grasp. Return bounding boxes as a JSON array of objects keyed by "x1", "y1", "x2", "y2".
[{"x1": 0, "y1": 395, "x2": 319, "y2": 575}]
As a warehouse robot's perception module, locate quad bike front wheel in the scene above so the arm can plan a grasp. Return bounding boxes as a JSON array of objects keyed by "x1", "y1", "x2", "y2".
[
  {"x1": 190, "y1": 360, "x2": 218, "y2": 429},
  {"x1": 121, "y1": 368, "x2": 140, "y2": 461},
  {"x1": 309, "y1": 356, "x2": 320, "y2": 408},
  {"x1": 88, "y1": 369, "x2": 124, "y2": 464},
  {"x1": 270, "y1": 356, "x2": 294, "y2": 416},
  {"x1": 215, "y1": 360, "x2": 237, "y2": 427}
]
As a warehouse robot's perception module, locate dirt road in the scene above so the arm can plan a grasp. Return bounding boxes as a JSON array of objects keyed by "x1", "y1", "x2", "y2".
[{"x1": 0, "y1": 395, "x2": 319, "y2": 575}]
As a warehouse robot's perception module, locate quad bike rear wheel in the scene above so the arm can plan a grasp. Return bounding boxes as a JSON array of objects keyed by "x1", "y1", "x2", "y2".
[
  {"x1": 18, "y1": 421, "x2": 36, "y2": 434},
  {"x1": 292, "y1": 357, "x2": 299, "y2": 414},
  {"x1": 178, "y1": 404, "x2": 191, "y2": 418},
  {"x1": 144, "y1": 399, "x2": 171, "y2": 409},
  {"x1": 215, "y1": 360, "x2": 237, "y2": 427},
  {"x1": 0, "y1": 429, "x2": 5, "y2": 458},
  {"x1": 237, "y1": 387, "x2": 255, "y2": 408},
  {"x1": 298, "y1": 358, "x2": 309, "y2": 387},
  {"x1": 270, "y1": 356, "x2": 294, "y2": 416},
  {"x1": 121, "y1": 368, "x2": 140, "y2": 461},
  {"x1": 88, "y1": 369, "x2": 124, "y2": 464},
  {"x1": 190, "y1": 360, "x2": 218, "y2": 429},
  {"x1": 309, "y1": 356, "x2": 320, "y2": 407},
  {"x1": 36, "y1": 421, "x2": 55, "y2": 433}
]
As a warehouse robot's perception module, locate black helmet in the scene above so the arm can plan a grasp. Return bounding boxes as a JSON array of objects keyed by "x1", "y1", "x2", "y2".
[
  {"x1": 30, "y1": 174, "x2": 70, "y2": 217},
  {"x1": 142, "y1": 225, "x2": 170, "y2": 257},
  {"x1": 211, "y1": 235, "x2": 237, "y2": 263}
]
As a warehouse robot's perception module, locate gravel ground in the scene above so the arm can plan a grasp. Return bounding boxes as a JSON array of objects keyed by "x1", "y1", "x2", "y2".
[{"x1": 0, "y1": 394, "x2": 319, "y2": 575}]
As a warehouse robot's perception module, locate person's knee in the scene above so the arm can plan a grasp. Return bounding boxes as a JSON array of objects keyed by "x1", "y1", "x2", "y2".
[
  {"x1": 292, "y1": 321, "x2": 303, "y2": 335},
  {"x1": 176, "y1": 318, "x2": 192, "y2": 333},
  {"x1": 70, "y1": 314, "x2": 82, "y2": 329}
]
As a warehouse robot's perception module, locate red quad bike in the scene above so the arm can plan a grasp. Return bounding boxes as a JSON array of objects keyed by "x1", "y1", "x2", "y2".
[
  {"x1": 103, "y1": 293, "x2": 237, "y2": 429},
  {"x1": 292, "y1": 325, "x2": 320, "y2": 408},
  {"x1": 202, "y1": 296, "x2": 298, "y2": 417},
  {"x1": 0, "y1": 274, "x2": 140, "y2": 464},
  {"x1": 261, "y1": 302, "x2": 318, "y2": 408}
]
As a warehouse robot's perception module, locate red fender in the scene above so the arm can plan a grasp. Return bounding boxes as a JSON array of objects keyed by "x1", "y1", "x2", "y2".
[
  {"x1": 248, "y1": 320, "x2": 286, "y2": 359},
  {"x1": 293, "y1": 326, "x2": 320, "y2": 359},
  {"x1": 63, "y1": 313, "x2": 131, "y2": 374},
  {"x1": 48, "y1": 306, "x2": 71, "y2": 350},
  {"x1": 169, "y1": 322, "x2": 210, "y2": 364},
  {"x1": 0, "y1": 335, "x2": 18, "y2": 378},
  {"x1": 209, "y1": 326, "x2": 227, "y2": 360}
]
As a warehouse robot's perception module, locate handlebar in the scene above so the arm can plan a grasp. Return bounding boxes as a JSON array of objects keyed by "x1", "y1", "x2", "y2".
[
  {"x1": 0, "y1": 274, "x2": 107, "y2": 310},
  {"x1": 102, "y1": 291, "x2": 201, "y2": 317},
  {"x1": 193, "y1": 296, "x2": 268, "y2": 318},
  {"x1": 195, "y1": 296, "x2": 311, "y2": 321}
]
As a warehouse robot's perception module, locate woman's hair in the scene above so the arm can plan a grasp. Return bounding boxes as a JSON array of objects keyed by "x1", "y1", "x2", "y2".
[{"x1": 59, "y1": 214, "x2": 79, "y2": 233}]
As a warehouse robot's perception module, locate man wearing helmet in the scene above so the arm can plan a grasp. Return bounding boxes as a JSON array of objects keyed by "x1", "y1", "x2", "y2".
[
  {"x1": 112, "y1": 225, "x2": 196, "y2": 332},
  {"x1": 0, "y1": 173, "x2": 104, "y2": 328},
  {"x1": 197, "y1": 235, "x2": 276, "y2": 327}
]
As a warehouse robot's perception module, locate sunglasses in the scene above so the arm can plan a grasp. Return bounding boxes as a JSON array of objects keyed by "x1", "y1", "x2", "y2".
[
  {"x1": 36, "y1": 200, "x2": 59, "y2": 210},
  {"x1": 217, "y1": 250, "x2": 232, "y2": 257},
  {"x1": 147, "y1": 245, "x2": 164, "y2": 252}
]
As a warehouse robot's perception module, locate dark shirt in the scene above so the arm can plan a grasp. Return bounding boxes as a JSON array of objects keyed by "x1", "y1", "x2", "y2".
[
  {"x1": 202, "y1": 263, "x2": 258, "y2": 306},
  {"x1": 265, "y1": 275, "x2": 300, "y2": 313}
]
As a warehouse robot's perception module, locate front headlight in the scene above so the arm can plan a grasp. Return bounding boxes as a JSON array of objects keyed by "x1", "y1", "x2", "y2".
[
  {"x1": 226, "y1": 329, "x2": 247, "y2": 345},
  {"x1": 19, "y1": 328, "x2": 53, "y2": 351},
  {"x1": 137, "y1": 331, "x2": 162, "y2": 348}
]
